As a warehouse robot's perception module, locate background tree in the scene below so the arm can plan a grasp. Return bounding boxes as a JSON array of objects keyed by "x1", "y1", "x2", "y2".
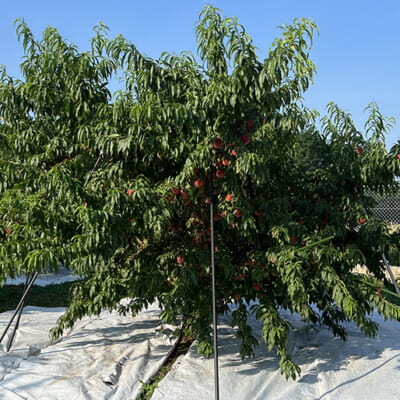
[{"x1": 1, "y1": 6, "x2": 400, "y2": 379}]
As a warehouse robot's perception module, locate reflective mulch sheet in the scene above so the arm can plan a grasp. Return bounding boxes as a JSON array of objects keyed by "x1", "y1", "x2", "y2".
[
  {"x1": 152, "y1": 309, "x2": 400, "y2": 400},
  {"x1": 0, "y1": 303, "x2": 177, "y2": 400}
]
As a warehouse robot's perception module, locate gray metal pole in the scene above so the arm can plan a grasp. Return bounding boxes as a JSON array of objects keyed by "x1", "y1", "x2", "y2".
[
  {"x1": 209, "y1": 163, "x2": 220, "y2": 400},
  {"x1": 382, "y1": 252, "x2": 400, "y2": 295},
  {"x1": 6, "y1": 274, "x2": 32, "y2": 351},
  {"x1": 0, "y1": 271, "x2": 39, "y2": 347}
]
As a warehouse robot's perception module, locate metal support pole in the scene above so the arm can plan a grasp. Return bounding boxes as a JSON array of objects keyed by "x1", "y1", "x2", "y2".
[
  {"x1": 0, "y1": 271, "x2": 39, "y2": 350},
  {"x1": 382, "y1": 252, "x2": 400, "y2": 295},
  {"x1": 209, "y1": 163, "x2": 219, "y2": 400},
  {"x1": 6, "y1": 274, "x2": 32, "y2": 351}
]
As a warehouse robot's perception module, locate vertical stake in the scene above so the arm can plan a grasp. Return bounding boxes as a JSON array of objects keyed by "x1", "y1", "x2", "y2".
[{"x1": 209, "y1": 162, "x2": 220, "y2": 400}]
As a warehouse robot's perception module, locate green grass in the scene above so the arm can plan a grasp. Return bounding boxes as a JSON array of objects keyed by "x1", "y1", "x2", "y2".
[
  {"x1": 137, "y1": 366, "x2": 171, "y2": 400},
  {"x1": 0, "y1": 282, "x2": 74, "y2": 313},
  {"x1": 137, "y1": 334, "x2": 194, "y2": 399}
]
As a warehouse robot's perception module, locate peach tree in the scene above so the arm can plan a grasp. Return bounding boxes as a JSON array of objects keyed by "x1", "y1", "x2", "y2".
[{"x1": 1, "y1": 6, "x2": 400, "y2": 379}]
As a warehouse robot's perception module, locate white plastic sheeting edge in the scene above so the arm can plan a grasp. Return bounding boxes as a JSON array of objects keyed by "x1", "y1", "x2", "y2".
[
  {"x1": 5, "y1": 266, "x2": 79, "y2": 286},
  {"x1": 152, "y1": 309, "x2": 400, "y2": 400},
  {"x1": 0, "y1": 304, "x2": 178, "y2": 399}
]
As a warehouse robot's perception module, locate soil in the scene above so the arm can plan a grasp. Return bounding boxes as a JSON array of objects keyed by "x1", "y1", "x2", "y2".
[{"x1": 164, "y1": 335, "x2": 195, "y2": 368}]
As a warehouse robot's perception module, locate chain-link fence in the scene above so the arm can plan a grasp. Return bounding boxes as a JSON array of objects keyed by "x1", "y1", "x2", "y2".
[{"x1": 367, "y1": 185, "x2": 400, "y2": 224}]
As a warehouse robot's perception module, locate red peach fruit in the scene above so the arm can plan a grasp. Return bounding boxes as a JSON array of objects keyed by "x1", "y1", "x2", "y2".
[
  {"x1": 240, "y1": 134, "x2": 250, "y2": 146},
  {"x1": 254, "y1": 283, "x2": 261, "y2": 292},
  {"x1": 194, "y1": 179, "x2": 204, "y2": 188},
  {"x1": 172, "y1": 187, "x2": 180, "y2": 195},
  {"x1": 213, "y1": 138, "x2": 223, "y2": 149},
  {"x1": 216, "y1": 169, "x2": 226, "y2": 178}
]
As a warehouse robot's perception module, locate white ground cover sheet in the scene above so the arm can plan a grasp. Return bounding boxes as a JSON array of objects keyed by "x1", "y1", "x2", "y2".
[
  {"x1": 0, "y1": 304, "x2": 178, "y2": 400},
  {"x1": 1, "y1": 300, "x2": 400, "y2": 400},
  {"x1": 153, "y1": 308, "x2": 400, "y2": 400}
]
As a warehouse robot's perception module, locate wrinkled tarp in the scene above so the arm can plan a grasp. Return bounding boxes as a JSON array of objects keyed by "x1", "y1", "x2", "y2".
[
  {"x1": 0, "y1": 304, "x2": 178, "y2": 400},
  {"x1": 153, "y1": 309, "x2": 400, "y2": 400},
  {"x1": 2, "y1": 302, "x2": 400, "y2": 400}
]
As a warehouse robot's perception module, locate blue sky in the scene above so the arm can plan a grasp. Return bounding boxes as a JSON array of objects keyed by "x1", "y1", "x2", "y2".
[{"x1": 1, "y1": 0, "x2": 399, "y2": 149}]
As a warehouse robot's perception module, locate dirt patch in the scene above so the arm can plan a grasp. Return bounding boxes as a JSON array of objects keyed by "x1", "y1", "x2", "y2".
[{"x1": 164, "y1": 335, "x2": 195, "y2": 367}]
